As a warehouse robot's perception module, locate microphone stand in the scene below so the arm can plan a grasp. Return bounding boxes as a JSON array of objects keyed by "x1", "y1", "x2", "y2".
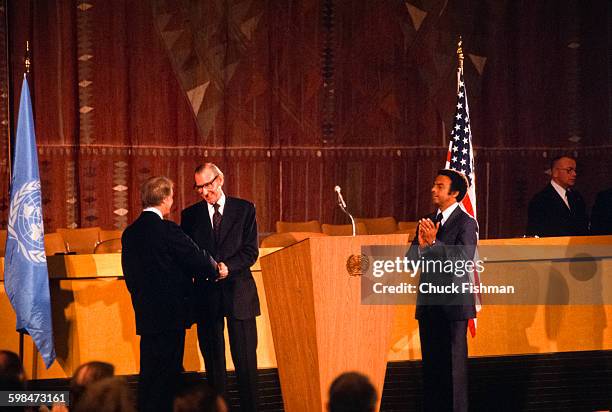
[{"x1": 338, "y1": 200, "x2": 356, "y2": 236}]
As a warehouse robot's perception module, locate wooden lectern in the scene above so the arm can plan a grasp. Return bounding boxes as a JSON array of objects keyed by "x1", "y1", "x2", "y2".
[{"x1": 260, "y1": 234, "x2": 409, "y2": 412}]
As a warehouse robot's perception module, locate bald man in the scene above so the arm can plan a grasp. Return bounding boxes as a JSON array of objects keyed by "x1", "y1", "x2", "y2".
[{"x1": 526, "y1": 155, "x2": 589, "y2": 237}]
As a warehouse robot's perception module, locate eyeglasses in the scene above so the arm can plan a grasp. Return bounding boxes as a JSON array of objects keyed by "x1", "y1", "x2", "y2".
[
  {"x1": 556, "y1": 167, "x2": 577, "y2": 174},
  {"x1": 193, "y1": 175, "x2": 219, "y2": 191}
]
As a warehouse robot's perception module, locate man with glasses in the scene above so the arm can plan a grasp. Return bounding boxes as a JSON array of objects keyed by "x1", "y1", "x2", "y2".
[
  {"x1": 181, "y1": 163, "x2": 260, "y2": 412},
  {"x1": 526, "y1": 155, "x2": 589, "y2": 237}
]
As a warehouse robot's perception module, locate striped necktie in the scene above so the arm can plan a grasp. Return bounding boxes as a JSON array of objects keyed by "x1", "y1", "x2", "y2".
[{"x1": 213, "y1": 203, "x2": 222, "y2": 242}]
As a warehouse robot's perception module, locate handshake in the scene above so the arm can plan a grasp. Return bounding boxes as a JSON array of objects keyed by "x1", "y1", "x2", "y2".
[{"x1": 216, "y1": 262, "x2": 229, "y2": 281}]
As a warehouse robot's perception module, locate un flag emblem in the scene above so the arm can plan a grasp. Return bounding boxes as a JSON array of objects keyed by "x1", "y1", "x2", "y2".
[{"x1": 7, "y1": 180, "x2": 47, "y2": 264}]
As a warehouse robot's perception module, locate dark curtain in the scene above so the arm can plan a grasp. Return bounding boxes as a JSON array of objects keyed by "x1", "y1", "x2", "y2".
[{"x1": 1, "y1": 0, "x2": 610, "y2": 238}]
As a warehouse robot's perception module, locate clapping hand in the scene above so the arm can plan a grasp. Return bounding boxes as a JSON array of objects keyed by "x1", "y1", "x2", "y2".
[{"x1": 418, "y1": 218, "x2": 440, "y2": 249}]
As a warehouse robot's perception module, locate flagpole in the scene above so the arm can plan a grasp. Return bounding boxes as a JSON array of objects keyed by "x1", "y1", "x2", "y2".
[
  {"x1": 4, "y1": 2, "x2": 12, "y2": 182},
  {"x1": 25, "y1": 41, "x2": 30, "y2": 73},
  {"x1": 456, "y1": 36, "x2": 464, "y2": 91},
  {"x1": 16, "y1": 41, "x2": 32, "y2": 366}
]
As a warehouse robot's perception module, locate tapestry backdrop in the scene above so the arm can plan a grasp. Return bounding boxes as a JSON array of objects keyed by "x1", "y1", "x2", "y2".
[{"x1": 1, "y1": 0, "x2": 611, "y2": 239}]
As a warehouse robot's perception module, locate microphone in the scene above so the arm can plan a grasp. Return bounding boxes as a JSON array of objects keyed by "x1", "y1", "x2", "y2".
[
  {"x1": 334, "y1": 185, "x2": 356, "y2": 236},
  {"x1": 334, "y1": 185, "x2": 347, "y2": 209}
]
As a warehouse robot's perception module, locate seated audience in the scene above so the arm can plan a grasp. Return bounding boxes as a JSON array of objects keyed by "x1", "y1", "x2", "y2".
[
  {"x1": 69, "y1": 361, "x2": 115, "y2": 410},
  {"x1": 0, "y1": 350, "x2": 26, "y2": 412},
  {"x1": 327, "y1": 372, "x2": 377, "y2": 412},
  {"x1": 174, "y1": 381, "x2": 228, "y2": 412},
  {"x1": 0, "y1": 350, "x2": 25, "y2": 390},
  {"x1": 73, "y1": 377, "x2": 134, "y2": 412}
]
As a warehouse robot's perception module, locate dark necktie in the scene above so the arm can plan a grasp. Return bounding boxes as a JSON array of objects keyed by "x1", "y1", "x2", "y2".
[
  {"x1": 213, "y1": 203, "x2": 222, "y2": 242},
  {"x1": 434, "y1": 213, "x2": 443, "y2": 225}
]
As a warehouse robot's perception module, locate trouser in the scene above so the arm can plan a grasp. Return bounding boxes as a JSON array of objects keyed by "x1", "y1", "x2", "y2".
[
  {"x1": 139, "y1": 330, "x2": 185, "y2": 412},
  {"x1": 197, "y1": 317, "x2": 259, "y2": 412},
  {"x1": 418, "y1": 317, "x2": 468, "y2": 412}
]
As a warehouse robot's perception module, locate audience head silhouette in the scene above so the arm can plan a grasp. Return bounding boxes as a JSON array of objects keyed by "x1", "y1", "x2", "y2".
[
  {"x1": 174, "y1": 381, "x2": 228, "y2": 412},
  {"x1": 71, "y1": 361, "x2": 115, "y2": 409},
  {"x1": 0, "y1": 350, "x2": 25, "y2": 391},
  {"x1": 328, "y1": 372, "x2": 377, "y2": 412},
  {"x1": 73, "y1": 376, "x2": 134, "y2": 412}
]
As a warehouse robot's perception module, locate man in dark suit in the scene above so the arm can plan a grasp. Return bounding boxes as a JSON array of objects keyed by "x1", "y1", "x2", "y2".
[
  {"x1": 591, "y1": 187, "x2": 612, "y2": 235},
  {"x1": 181, "y1": 163, "x2": 260, "y2": 412},
  {"x1": 121, "y1": 176, "x2": 221, "y2": 412},
  {"x1": 406, "y1": 169, "x2": 477, "y2": 412},
  {"x1": 526, "y1": 155, "x2": 589, "y2": 237}
]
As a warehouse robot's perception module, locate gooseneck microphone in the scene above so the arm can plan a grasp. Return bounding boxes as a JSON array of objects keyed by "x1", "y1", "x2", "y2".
[
  {"x1": 334, "y1": 185, "x2": 347, "y2": 208},
  {"x1": 334, "y1": 185, "x2": 356, "y2": 236}
]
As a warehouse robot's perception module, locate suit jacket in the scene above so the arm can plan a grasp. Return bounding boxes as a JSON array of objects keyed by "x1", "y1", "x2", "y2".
[
  {"x1": 526, "y1": 183, "x2": 589, "y2": 237},
  {"x1": 181, "y1": 197, "x2": 260, "y2": 320},
  {"x1": 591, "y1": 188, "x2": 612, "y2": 235},
  {"x1": 407, "y1": 206, "x2": 478, "y2": 321},
  {"x1": 121, "y1": 211, "x2": 217, "y2": 335}
]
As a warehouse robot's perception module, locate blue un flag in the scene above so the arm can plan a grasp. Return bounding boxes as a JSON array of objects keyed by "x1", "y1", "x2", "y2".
[{"x1": 5, "y1": 76, "x2": 55, "y2": 368}]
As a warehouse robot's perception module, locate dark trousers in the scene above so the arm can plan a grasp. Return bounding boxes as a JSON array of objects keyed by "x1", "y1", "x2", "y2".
[
  {"x1": 197, "y1": 317, "x2": 259, "y2": 412},
  {"x1": 418, "y1": 318, "x2": 468, "y2": 412},
  {"x1": 139, "y1": 330, "x2": 185, "y2": 412}
]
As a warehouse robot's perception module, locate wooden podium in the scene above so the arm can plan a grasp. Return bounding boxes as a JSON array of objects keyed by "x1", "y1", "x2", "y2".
[{"x1": 260, "y1": 234, "x2": 409, "y2": 412}]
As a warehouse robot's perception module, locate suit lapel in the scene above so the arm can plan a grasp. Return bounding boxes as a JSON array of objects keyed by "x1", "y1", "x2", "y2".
[
  {"x1": 217, "y1": 197, "x2": 237, "y2": 246},
  {"x1": 196, "y1": 201, "x2": 215, "y2": 244},
  {"x1": 548, "y1": 184, "x2": 571, "y2": 213},
  {"x1": 444, "y1": 205, "x2": 463, "y2": 227},
  {"x1": 437, "y1": 205, "x2": 463, "y2": 238}
]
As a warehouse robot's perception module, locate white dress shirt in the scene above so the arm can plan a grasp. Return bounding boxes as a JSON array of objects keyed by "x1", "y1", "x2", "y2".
[
  {"x1": 143, "y1": 207, "x2": 163, "y2": 219},
  {"x1": 550, "y1": 180, "x2": 570, "y2": 210},
  {"x1": 436, "y1": 201, "x2": 461, "y2": 226}
]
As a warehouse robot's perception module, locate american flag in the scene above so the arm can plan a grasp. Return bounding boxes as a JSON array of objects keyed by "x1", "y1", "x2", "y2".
[{"x1": 445, "y1": 66, "x2": 481, "y2": 337}]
